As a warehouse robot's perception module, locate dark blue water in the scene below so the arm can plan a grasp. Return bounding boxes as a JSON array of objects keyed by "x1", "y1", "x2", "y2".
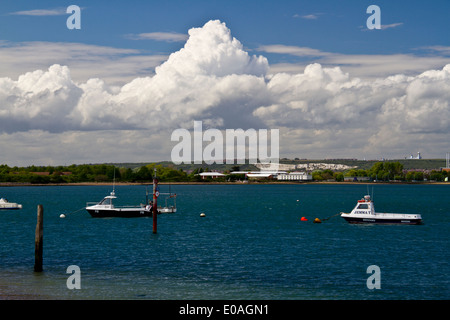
[{"x1": 0, "y1": 184, "x2": 449, "y2": 299}]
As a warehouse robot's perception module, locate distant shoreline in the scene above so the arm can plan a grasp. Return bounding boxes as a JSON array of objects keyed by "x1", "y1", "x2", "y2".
[{"x1": 0, "y1": 181, "x2": 448, "y2": 187}]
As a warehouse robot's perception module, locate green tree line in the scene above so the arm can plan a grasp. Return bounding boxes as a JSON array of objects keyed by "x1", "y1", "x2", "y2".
[
  {"x1": 312, "y1": 161, "x2": 449, "y2": 182},
  {"x1": 0, "y1": 161, "x2": 448, "y2": 184},
  {"x1": 0, "y1": 163, "x2": 189, "y2": 184},
  {"x1": 0, "y1": 163, "x2": 245, "y2": 184}
]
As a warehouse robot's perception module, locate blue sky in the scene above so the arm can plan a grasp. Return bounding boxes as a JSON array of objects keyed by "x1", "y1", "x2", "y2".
[
  {"x1": 0, "y1": 1, "x2": 449, "y2": 165},
  {"x1": 3, "y1": 1, "x2": 449, "y2": 58}
]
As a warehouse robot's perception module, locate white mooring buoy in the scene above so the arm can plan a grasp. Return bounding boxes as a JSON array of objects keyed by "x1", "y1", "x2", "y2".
[
  {"x1": 200, "y1": 213, "x2": 206, "y2": 217},
  {"x1": 59, "y1": 214, "x2": 66, "y2": 218}
]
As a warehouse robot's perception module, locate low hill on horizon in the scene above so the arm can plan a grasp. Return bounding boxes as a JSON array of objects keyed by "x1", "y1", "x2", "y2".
[{"x1": 108, "y1": 158, "x2": 447, "y2": 172}]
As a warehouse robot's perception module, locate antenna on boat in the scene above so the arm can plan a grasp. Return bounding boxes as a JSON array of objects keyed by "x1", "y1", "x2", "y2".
[
  {"x1": 366, "y1": 184, "x2": 374, "y2": 201},
  {"x1": 111, "y1": 167, "x2": 116, "y2": 196}
]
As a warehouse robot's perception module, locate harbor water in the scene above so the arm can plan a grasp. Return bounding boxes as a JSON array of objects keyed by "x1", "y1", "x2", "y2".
[{"x1": 0, "y1": 184, "x2": 449, "y2": 299}]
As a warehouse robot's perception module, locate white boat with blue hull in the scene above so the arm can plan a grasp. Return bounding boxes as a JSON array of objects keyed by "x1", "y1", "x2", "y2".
[
  {"x1": 341, "y1": 195, "x2": 422, "y2": 225},
  {"x1": 0, "y1": 198, "x2": 22, "y2": 210},
  {"x1": 86, "y1": 190, "x2": 153, "y2": 218},
  {"x1": 85, "y1": 186, "x2": 177, "y2": 218}
]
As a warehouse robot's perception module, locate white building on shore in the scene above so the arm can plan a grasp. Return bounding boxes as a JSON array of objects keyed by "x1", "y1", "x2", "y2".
[
  {"x1": 231, "y1": 171, "x2": 287, "y2": 179},
  {"x1": 276, "y1": 172, "x2": 312, "y2": 181},
  {"x1": 198, "y1": 172, "x2": 227, "y2": 179},
  {"x1": 203, "y1": 170, "x2": 313, "y2": 181}
]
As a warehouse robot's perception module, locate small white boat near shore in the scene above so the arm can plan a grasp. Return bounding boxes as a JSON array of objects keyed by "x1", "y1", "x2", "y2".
[
  {"x1": 341, "y1": 195, "x2": 422, "y2": 225},
  {"x1": 0, "y1": 198, "x2": 22, "y2": 210}
]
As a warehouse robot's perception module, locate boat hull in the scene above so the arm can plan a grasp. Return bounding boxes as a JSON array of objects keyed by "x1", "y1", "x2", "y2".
[
  {"x1": 158, "y1": 207, "x2": 177, "y2": 213},
  {"x1": 0, "y1": 207, "x2": 21, "y2": 210},
  {"x1": 86, "y1": 208, "x2": 153, "y2": 218},
  {"x1": 342, "y1": 216, "x2": 422, "y2": 225}
]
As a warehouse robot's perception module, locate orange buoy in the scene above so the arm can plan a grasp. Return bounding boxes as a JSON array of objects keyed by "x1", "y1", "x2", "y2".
[
  {"x1": 300, "y1": 217, "x2": 308, "y2": 221},
  {"x1": 313, "y1": 218, "x2": 322, "y2": 223}
]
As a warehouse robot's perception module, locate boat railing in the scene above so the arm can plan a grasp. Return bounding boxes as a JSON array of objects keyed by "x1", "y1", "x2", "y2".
[
  {"x1": 375, "y1": 212, "x2": 419, "y2": 218},
  {"x1": 115, "y1": 204, "x2": 147, "y2": 209}
]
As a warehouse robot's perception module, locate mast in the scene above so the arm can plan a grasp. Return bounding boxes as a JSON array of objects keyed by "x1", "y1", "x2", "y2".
[
  {"x1": 111, "y1": 167, "x2": 116, "y2": 196},
  {"x1": 152, "y1": 168, "x2": 158, "y2": 234}
]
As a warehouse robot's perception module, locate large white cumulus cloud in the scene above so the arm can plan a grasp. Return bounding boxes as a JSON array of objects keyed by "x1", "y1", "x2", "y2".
[
  {"x1": 156, "y1": 20, "x2": 268, "y2": 78},
  {"x1": 0, "y1": 65, "x2": 82, "y2": 132},
  {"x1": 0, "y1": 19, "x2": 449, "y2": 163},
  {"x1": 113, "y1": 20, "x2": 270, "y2": 130},
  {"x1": 257, "y1": 63, "x2": 450, "y2": 130},
  {"x1": 0, "y1": 20, "x2": 270, "y2": 133}
]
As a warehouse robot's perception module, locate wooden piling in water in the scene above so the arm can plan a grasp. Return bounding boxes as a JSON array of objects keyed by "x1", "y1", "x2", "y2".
[{"x1": 34, "y1": 205, "x2": 43, "y2": 272}]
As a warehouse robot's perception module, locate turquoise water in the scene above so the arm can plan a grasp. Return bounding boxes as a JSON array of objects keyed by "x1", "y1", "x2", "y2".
[{"x1": 0, "y1": 184, "x2": 449, "y2": 299}]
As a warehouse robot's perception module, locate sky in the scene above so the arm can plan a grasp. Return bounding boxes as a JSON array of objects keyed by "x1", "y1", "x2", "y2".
[{"x1": 0, "y1": 0, "x2": 449, "y2": 166}]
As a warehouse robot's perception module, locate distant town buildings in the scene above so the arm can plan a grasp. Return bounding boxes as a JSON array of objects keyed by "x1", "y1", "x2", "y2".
[
  {"x1": 255, "y1": 162, "x2": 357, "y2": 172},
  {"x1": 276, "y1": 172, "x2": 312, "y2": 181},
  {"x1": 193, "y1": 154, "x2": 450, "y2": 182},
  {"x1": 443, "y1": 152, "x2": 450, "y2": 174},
  {"x1": 198, "y1": 170, "x2": 313, "y2": 181},
  {"x1": 236, "y1": 171, "x2": 313, "y2": 181},
  {"x1": 198, "y1": 172, "x2": 226, "y2": 179},
  {"x1": 406, "y1": 152, "x2": 422, "y2": 159}
]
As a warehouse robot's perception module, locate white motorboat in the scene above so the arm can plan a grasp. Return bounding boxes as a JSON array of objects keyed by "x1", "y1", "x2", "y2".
[
  {"x1": 86, "y1": 186, "x2": 177, "y2": 218},
  {"x1": 158, "y1": 192, "x2": 177, "y2": 213},
  {"x1": 341, "y1": 195, "x2": 422, "y2": 225},
  {"x1": 86, "y1": 189, "x2": 153, "y2": 218},
  {"x1": 0, "y1": 198, "x2": 22, "y2": 210}
]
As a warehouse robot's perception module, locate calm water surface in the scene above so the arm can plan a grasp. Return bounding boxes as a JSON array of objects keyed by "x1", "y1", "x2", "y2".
[{"x1": 0, "y1": 184, "x2": 448, "y2": 299}]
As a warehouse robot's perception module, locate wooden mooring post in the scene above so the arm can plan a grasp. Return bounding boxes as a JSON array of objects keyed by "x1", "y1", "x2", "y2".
[{"x1": 34, "y1": 205, "x2": 43, "y2": 272}]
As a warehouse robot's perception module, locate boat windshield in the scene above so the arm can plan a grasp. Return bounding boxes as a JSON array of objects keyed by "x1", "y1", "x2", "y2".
[
  {"x1": 99, "y1": 198, "x2": 112, "y2": 205},
  {"x1": 357, "y1": 203, "x2": 369, "y2": 209}
]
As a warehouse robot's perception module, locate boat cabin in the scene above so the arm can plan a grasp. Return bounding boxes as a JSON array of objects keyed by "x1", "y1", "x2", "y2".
[
  {"x1": 92, "y1": 192, "x2": 117, "y2": 209},
  {"x1": 341, "y1": 194, "x2": 422, "y2": 225},
  {"x1": 351, "y1": 195, "x2": 375, "y2": 215}
]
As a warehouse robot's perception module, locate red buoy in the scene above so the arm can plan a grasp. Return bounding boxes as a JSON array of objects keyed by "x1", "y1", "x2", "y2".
[{"x1": 300, "y1": 217, "x2": 308, "y2": 221}]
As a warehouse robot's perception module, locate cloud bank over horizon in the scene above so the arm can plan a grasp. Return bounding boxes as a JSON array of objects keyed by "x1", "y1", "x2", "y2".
[{"x1": 1, "y1": 20, "x2": 449, "y2": 165}]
